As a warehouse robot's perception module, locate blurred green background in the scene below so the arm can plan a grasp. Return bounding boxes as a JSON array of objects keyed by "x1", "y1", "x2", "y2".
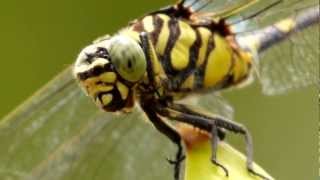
[{"x1": 0, "y1": 0, "x2": 316, "y2": 180}]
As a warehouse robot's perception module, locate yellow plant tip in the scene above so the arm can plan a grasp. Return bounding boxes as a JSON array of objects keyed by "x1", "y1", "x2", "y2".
[{"x1": 177, "y1": 124, "x2": 273, "y2": 180}]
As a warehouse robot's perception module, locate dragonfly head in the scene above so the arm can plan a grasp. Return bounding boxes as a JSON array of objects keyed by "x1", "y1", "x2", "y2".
[{"x1": 74, "y1": 35, "x2": 147, "y2": 112}]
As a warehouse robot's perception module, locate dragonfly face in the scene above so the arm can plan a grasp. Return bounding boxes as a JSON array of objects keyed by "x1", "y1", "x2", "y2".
[{"x1": 73, "y1": 35, "x2": 147, "y2": 112}]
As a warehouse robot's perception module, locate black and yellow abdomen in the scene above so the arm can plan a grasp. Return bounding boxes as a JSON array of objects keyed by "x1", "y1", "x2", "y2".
[{"x1": 123, "y1": 13, "x2": 253, "y2": 93}]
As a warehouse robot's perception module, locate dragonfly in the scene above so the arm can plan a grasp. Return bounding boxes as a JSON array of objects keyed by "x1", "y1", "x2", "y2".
[{"x1": 0, "y1": 0, "x2": 318, "y2": 180}]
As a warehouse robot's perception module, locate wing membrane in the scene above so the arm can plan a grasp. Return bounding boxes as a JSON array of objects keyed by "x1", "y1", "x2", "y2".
[
  {"x1": 253, "y1": 1, "x2": 320, "y2": 94},
  {"x1": 183, "y1": 0, "x2": 257, "y2": 14},
  {"x1": 259, "y1": 24, "x2": 319, "y2": 95},
  {"x1": 177, "y1": 92, "x2": 234, "y2": 122},
  {"x1": 0, "y1": 68, "x2": 173, "y2": 180},
  {"x1": 242, "y1": 0, "x2": 319, "y2": 95}
]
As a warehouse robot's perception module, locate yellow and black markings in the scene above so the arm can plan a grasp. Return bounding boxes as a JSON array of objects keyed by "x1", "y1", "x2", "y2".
[
  {"x1": 73, "y1": 1, "x2": 319, "y2": 180},
  {"x1": 129, "y1": 11, "x2": 252, "y2": 93}
]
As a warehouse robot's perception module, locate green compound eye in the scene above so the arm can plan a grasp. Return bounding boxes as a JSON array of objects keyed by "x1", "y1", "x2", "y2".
[{"x1": 109, "y1": 35, "x2": 147, "y2": 82}]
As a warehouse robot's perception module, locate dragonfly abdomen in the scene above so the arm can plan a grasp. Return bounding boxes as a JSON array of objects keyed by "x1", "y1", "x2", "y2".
[{"x1": 127, "y1": 13, "x2": 254, "y2": 93}]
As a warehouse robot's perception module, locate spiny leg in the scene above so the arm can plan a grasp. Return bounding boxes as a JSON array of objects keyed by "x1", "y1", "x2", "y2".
[
  {"x1": 168, "y1": 103, "x2": 253, "y2": 172},
  {"x1": 210, "y1": 122, "x2": 229, "y2": 176},
  {"x1": 155, "y1": 103, "x2": 229, "y2": 176},
  {"x1": 140, "y1": 100, "x2": 184, "y2": 180},
  {"x1": 169, "y1": 103, "x2": 270, "y2": 179},
  {"x1": 169, "y1": 103, "x2": 226, "y2": 140},
  {"x1": 171, "y1": 104, "x2": 268, "y2": 180},
  {"x1": 155, "y1": 103, "x2": 270, "y2": 180}
]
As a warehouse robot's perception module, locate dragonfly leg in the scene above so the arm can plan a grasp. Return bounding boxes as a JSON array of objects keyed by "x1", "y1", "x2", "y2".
[
  {"x1": 210, "y1": 122, "x2": 229, "y2": 176},
  {"x1": 155, "y1": 103, "x2": 271, "y2": 180},
  {"x1": 140, "y1": 99, "x2": 184, "y2": 180},
  {"x1": 140, "y1": 32, "x2": 186, "y2": 180},
  {"x1": 139, "y1": 32, "x2": 157, "y2": 86},
  {"x1": 168, "y1": 103, "x2": 226, "y2": 140}
]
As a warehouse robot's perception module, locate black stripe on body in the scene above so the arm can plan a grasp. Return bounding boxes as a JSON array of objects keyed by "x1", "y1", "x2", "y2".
[
  {"x1": 214, "y1": 58, "x2": 235, "y2": 90},
  {"x1": 160, "y1": 18, "x2": 181, "y2": 77},
  {"x1": 169, "y1": 28, "x2": 202, "y2": 91},
  {"x1": 150, "y1": 15, "x2": 164, "y2": 45},
  {"x1": 132, "y1": 15, "x2": 164, "y2": 46},
  {"x1": 194, "y1": 34, "x2": 215, "y2": 88}
]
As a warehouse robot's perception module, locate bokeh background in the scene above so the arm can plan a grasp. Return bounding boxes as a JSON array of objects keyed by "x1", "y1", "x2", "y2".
[{"x1": 0, "y1": 0, "x2": 317, "y2": 180}]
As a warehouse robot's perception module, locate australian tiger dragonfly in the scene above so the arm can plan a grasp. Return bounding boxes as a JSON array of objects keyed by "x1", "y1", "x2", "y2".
[{"x1": 0, "y1": 0, "x2": 318, "y2": 180}]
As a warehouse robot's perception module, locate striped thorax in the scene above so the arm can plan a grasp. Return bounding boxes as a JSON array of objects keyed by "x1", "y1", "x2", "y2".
[
  {"x1": 74, "y1": 8, "x2": 255, "y2": 112},
  {"x1": 127, "y1": 13, "x2": 254, "y2": 92}
]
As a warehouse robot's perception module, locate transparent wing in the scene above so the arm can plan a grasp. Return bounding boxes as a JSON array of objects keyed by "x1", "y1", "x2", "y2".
[
  {"x1": 183, "y1": 0, "x2": 319, "y2": 95},
  {"x1": 259, "y1": 23, "x2": 319, "y2": 95},
  {"x1": 0, "y1": 67, "x2": 173, "y2": 180},
  {"x1": 182, "y1": 0, "x2": 256, "y2": 15},
  {"x1": 197, "y1": 93, "x2": 234, "y2": 120},
  {"x1": 180, "y1": 92, "x2": 234, "y2": 120},
  {"x1": 252, "y1": 0, "x2": 319, "y2": 95},
  {"x1": 234, "y1": 0, "x2": 319, "y2": 95}
]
